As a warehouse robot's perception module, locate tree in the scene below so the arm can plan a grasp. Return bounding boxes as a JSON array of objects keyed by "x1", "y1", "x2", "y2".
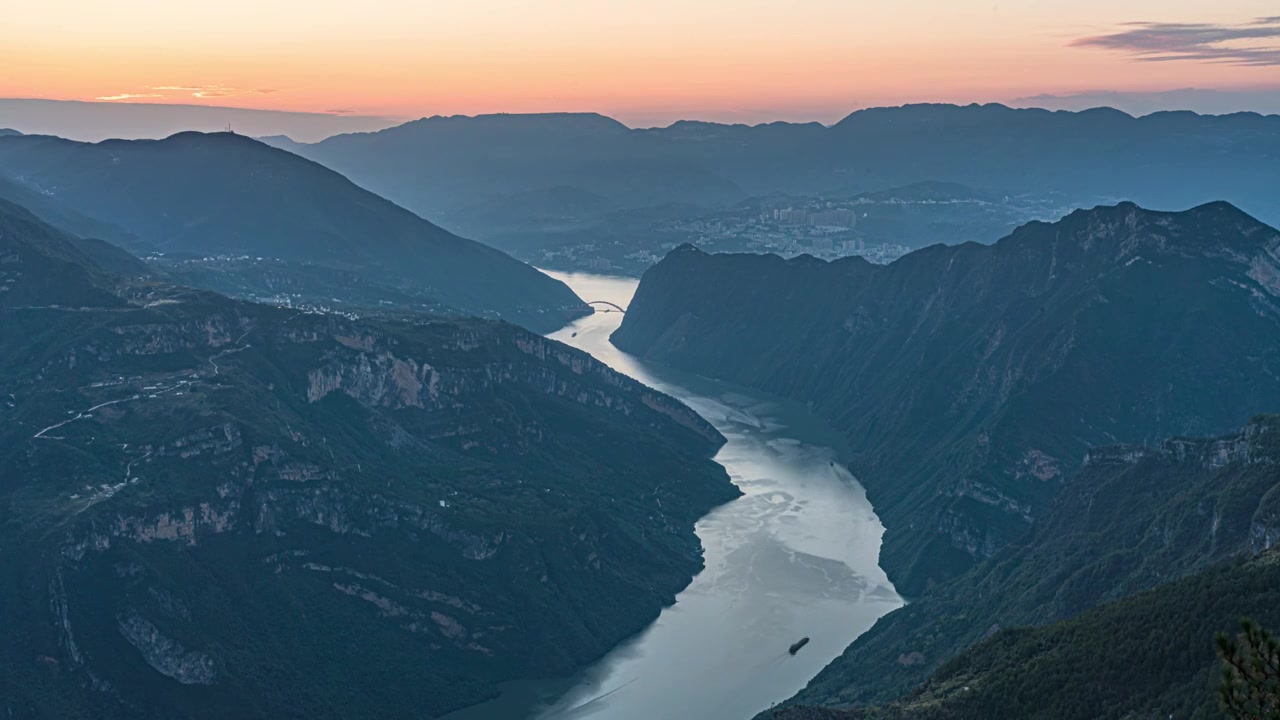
[{"x1": 1217, "y1": 619, "x2": 1280, "y2": 720}]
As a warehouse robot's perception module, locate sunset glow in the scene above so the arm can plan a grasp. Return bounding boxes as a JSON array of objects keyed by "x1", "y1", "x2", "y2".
[{"x1": 8, "y1": 0, "x2": 1280, "y2": 125}]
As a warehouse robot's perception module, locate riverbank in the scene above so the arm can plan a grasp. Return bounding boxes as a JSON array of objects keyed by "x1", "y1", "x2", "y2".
[{"x1": 443, "y1": 270, "x2": 901, "y2": 719}]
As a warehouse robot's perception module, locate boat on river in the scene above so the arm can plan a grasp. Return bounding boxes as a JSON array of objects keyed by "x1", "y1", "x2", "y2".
[{"x1": 789, "y1": 637, "x2": 810, "y2": 655}]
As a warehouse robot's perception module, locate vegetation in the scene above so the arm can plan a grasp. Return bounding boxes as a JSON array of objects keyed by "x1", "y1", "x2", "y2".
[
  {"x1": 616, "y1": 201, "x2": 1280, "y2": 595},
  {"x1": 0, "y1": 199, "x2": 738, "y2": 718},
  {"x1": 1217, "y1": 620, "x2": 1280, "y2": 720},
  {"x1": 768, "y1": 417, "x2": 1280, "y2": 714},
  {"x1": 0, "y1": 131, "x2": 586, "y2": 331},
  {"x1": 775, "y1": 551, "x2": 1280, "y2": 720}
]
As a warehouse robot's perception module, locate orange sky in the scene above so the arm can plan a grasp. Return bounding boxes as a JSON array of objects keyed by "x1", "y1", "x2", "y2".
[{"x1": 7, "y1": 0, "x2": 1280, "y2": 124}]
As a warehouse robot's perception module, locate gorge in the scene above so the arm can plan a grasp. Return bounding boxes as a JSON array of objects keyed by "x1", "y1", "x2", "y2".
[{"x1": 447, "y1": 271, "x2": 903, "y2": 720}]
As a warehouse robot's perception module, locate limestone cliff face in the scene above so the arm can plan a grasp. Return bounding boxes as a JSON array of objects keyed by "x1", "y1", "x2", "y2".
[
  {"x1": 301, "y1": 324, "x2": 722, "y2": 446},
  {"x1": 614, "y1": 202, "x2": 1280, "y2": 596},
  {"x1": 1, "y1": 277, "x2": 734, "y2": 719},
  {"x1": 1086, "y1": 418, "x2": 1278, "y2": 471},
  {"x1": 773, "y1": 417, "x2": 1280, "y2": 715},
  {"x1": 116, "y1": 612, "x2": 217, "y2": 686}
]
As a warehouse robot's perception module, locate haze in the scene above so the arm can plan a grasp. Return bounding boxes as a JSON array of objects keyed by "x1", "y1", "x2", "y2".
[{"x1": 6, "y1": 0, "x2": 1280, "y2": 132}]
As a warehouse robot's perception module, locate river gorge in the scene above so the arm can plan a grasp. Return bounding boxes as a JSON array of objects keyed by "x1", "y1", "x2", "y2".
[{"x1": 445, "y1": 270, "x2": 902, "y2": 720}]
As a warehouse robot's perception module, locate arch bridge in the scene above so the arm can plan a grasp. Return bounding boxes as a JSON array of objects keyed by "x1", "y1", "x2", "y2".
[{"x1": 587, "y1": 300, "x2": 627, "y2": 314}]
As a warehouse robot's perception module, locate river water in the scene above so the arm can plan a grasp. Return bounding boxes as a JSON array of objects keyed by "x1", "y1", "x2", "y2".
[{"x1": 444, "y1": 271, "x2": 901, "y2": 720}]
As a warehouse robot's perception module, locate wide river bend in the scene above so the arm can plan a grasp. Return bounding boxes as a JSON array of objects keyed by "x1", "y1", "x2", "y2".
[{"x1": 444, "y1": 271, "x2": 902, "y2": 720}]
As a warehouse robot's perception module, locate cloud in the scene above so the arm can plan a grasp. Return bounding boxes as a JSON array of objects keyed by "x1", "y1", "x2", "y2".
[
  {"x1": 1073, "y1": 16, "x2": 1280, "y2": 66},
  {"x1": 96, "y1": 93, "x2": 164, "y2": 101},
  {"x1": 149, "y1": 85, "x2": 276, "y2": 99},
  {"x1": 95, "y1": 85, "x2": 280, "y2": 103}
]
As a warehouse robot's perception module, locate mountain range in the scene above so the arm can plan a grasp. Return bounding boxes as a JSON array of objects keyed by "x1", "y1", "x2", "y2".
[
  {"x1": 0, "y1": 197, "x2": 738, "y2": 717},
  {"x1": 5, "y1": 103, "x2": 1280, "y2": 720},
  {"x1": 265, "y1": 105, "x2": 1280, "y2": 243},
  {"x1": 612, "y1": 201, "x2": 1280, "y2": 596},
  {"x1": 612, "y1": 201, "x2": 1280, "y2": 718},
  {"x1": 0, "y1": 131, "x2": 585, "y2": 332}
]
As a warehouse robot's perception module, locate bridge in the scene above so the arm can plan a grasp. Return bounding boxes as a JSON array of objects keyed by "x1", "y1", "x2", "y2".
[{"x1": 587, "y1": 300, "x2": 627, "y2": 314}]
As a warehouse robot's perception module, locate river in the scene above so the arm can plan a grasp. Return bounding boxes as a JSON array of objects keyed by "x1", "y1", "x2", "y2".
[{"x1": 444, "y1": 271, "x2": 902, "y2": 720}]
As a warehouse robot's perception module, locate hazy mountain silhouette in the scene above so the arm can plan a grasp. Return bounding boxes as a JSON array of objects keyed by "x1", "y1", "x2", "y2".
[
  {"x1": 0, "y1": 131, "x2": 586, "y2": 330},
  {"x1": 0, "y1": 98, "x2": 392, "y2": 142},
  {"x1": 268, "y1": 104, "x2": 1280, "y2": 235}
]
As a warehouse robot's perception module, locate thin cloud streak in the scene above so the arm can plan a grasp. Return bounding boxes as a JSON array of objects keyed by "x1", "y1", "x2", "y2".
[
  {"x1": 96, "y1": 85, "x2": 278, "y2": 102},
  {"x1": 1073, "y1": 17, "x2": 1280, "y2": 66},
  {"x1": 96, "y1": 93, "x2": 164, "y2": 101}
]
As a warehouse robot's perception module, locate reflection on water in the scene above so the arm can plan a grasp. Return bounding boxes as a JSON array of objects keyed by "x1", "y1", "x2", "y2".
[{"x1": 444, "y1": 271, "x2": 901, "y2": 720}]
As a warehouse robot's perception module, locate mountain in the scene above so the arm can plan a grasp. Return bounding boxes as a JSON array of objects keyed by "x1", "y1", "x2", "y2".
[
  {"x1": 0, "y1": 197, "x2": 137, "y2": 308},
  {"x1": 0, "y1": 200, "x2": 739, "y2": 718},
  {"x1": 776, "y1": 549, "x2": 1280, "y2": 720},
  {"x1": 825, "y1": 105, "x2": 1280, "y2": 217},
  {"x1": 270, "y1": 105, "x2": 1280, "y2": 238},
  {"x1": 0, "y1": 128, "x2": 22, "y2": 137},
  {"x1": 612, "y1": 202, "x2": 1280, "y2": 595},
  {"x1": 261, "y1": 112, "x2": 748, "y2": 226},
  {"x1": 0, "y1": 172, "x2": 142, "y2": 253},
  {"x1": 770, "y1": 418, "x2": 1280, "y2": 715},
  {"x1": 0, "y1": 131, "x2": 586, "y2": 332}
]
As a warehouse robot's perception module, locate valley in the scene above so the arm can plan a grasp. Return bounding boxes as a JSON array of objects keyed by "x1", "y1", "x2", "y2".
[
  {"x1": 0, "y1": 203, "x2": 740, "y2": 718},
  {"x1": 11, "y1": 2, "x2": 1280, "y2": 716},
  {"x1": 447, "y1": 271, "x2": 902, "y2": 720},
  {"x1": 2, "y1": 101, "x2": 1279, "y2": 720}
]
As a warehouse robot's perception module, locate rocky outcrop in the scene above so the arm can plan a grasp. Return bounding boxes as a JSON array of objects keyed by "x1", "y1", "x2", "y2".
[
  {"x1": 117, "y1": 612, "x2": 216, "y2": 685},
  {"x1": 3, "y1": 283, "x2": 733, "y2": 719},
  {"x1": 304, "y1": 321, "x2": 723, "y2": 446},
  {"x1": 0, "y1": 173, "x2": 739, "y2": 719},
  {"x1": 615, "y1": 202, "x2": 1280, "y2": 595},
  {"x1": 770, "y1": 418, "x2": 1280, "y2": 716}
]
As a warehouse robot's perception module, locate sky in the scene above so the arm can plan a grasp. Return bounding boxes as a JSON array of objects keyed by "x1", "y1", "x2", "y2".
[{"x1": 5, "y1": 0, "x2": 1280, "y2": 129}]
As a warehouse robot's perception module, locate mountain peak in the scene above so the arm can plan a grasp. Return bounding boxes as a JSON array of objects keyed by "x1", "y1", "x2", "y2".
[
  {"x1": 669, "y1": 242, "x2": 705, "y2": 256},
  {"x1": 1014, "y1": 201, "x2": 1279, "y2": 262}
]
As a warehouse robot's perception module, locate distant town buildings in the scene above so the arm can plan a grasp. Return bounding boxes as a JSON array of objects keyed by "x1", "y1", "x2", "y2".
[
  {"x1": 521, "y1": 190, "x2": 1068, "y2": 276},
  {"x1": 770, "y1": 206, "x2": 856, "y2": 230},
  {"x1": 839, "y1": 239, "x2": 864, "y2": 254}
]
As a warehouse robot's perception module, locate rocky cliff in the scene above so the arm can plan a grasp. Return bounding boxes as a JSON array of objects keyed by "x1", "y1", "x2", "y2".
[
  {"x1": 769, "y1": 418, "x2": 1280, "y2": 716},
  {"x1": 614, "y1": 201, "x2": 1280, "y2": 595},
  {"x1": 774, "y1": 548, "x2": 1280, "y2": 720},
  {"x1": 0, "y1": 201, "x2": 737, "y2": 718}
]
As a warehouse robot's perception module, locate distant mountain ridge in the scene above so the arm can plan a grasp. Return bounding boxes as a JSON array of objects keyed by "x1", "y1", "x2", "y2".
[
  {"x1": 265, "y1": 104, "x2": 1280, "y2": 237},
  {"x1": 266, "y1": 111, "x2": 746, "y2": 228},
  {"x1": 0, "y1": 130, "x2": 586, "y2": 331},
  {"x1": 612, "y1": 201, "x2": 1280, "y2": 595},
  {"x1": 0, "y1": 98, "x2": 392, "y2": 142}
]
